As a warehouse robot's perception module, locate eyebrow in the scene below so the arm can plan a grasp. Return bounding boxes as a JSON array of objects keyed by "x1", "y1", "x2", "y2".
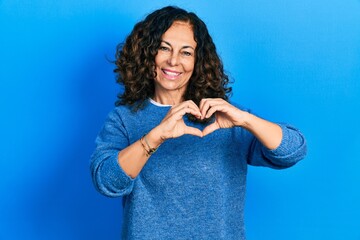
[{"x1": 161, "y1": 40, "x2": 195, "y2": 50}]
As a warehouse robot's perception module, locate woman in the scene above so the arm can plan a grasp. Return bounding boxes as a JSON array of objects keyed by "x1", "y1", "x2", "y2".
[{"x1": 90, "y1": 6, "x2": 307, "y2": 239}]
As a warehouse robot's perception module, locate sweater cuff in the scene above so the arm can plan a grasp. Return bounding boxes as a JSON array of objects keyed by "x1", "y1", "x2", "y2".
[
  {"x1": 262, "y1": 124, "x2": 307, "y2": 167},
  {"x1": 100, "y1": 154, "x2": 135, "y2": 197},
  {"x1": 267, "y1": 124, "x2": 292, "y2": 156}
]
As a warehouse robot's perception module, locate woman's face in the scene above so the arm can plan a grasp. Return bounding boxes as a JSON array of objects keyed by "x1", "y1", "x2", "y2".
[{"x1": 154, "y1": 21, "x2": 197, "y2": 99}]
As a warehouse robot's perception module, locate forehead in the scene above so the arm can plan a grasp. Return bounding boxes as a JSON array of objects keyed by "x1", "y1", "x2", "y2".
[{"x1": 161, "y1": 21, "x2": 196, "y2": 47}]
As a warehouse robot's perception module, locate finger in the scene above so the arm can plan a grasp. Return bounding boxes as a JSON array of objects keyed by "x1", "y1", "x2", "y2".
[
  {"x1": 199, "y1": 98, "x2": 207, "y2": 111},
  {"x1": 205, "y1": 104, "x2": 227, "y2": 118},
  {"x1": 184, "y1": 126, "x2": 203, "y2": 137},
  {"x1": 199, "y1": 98, "x2": 223, "y2": 109},
  {"x1": 186, "y1": 101, "x2": 202, "y2": 118},
  {"x1": 187, "y1": 101, "x2": 202, "y2": 118},
  {"x1": 172, "y1": 100, "x2": 199, "y2": 112},
  {"x1": 172, "y1": 101, "x2": 200, "y2": 115},
  {"x1": 199, "y1": 99, "x2": 211, "y2": 119},
  {"x1": 185, "y1": 100, "x2": 200, "y2": 111},
  {"x1": 202, "y1": 122, "x2": 219, "y2": 136},
  {"x1": 174, "y1": 103, "x2": 201, "y2": 119},
  {"x1": 165, "y1": 104, "x2": 199, "y2": 122},
  {"x1": 171, "y1": 107, "x2": 202, "y2": 121},
  {"x1": 200, "y1": 98, "x2": 226, "y2": 119}
]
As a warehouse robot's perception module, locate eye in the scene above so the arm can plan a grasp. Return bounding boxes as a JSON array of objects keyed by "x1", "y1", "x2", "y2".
[
  {"x1": 181, "y1": 51, "x2": 193, "y2": 57},
  {"x1": 159, "y1": 46, "x2": 170, "y2": 51}
]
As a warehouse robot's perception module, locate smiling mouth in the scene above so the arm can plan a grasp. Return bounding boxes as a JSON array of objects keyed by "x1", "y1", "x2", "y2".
[{"x1": 162, "y1": 69, "x2": 182, "y2": 78}]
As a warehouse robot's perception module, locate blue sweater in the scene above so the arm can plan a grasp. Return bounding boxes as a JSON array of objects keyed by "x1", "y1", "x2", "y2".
[{"x1": 90, "y1": 100, "x2": 307, "y2": 239}]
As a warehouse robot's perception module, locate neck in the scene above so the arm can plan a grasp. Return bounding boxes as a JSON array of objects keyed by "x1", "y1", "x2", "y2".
[{"x1": 153, "y1": 89, "x2": 184, "y2": 105}]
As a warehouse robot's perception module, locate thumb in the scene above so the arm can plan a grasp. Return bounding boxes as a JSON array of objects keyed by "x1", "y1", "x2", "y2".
[
  {"x1": 184, "y1": 126, "x2": 203, "y2": 138},
  {"x1": 202, "y1": 122, "x2": 219, "y2": 136}
]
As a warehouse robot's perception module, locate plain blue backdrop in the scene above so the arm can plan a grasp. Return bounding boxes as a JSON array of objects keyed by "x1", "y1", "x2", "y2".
[{"x1": 1, "y1": 0, "x2": 360, "y2": 239}]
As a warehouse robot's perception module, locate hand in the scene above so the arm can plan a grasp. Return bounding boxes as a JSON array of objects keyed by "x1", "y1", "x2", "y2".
[
  {"x1": 155, "y1": 100, "x2": 203, "y2": 140},
  {"x1": 199, "y1": 98, "x2": 248, "y2": 136}
]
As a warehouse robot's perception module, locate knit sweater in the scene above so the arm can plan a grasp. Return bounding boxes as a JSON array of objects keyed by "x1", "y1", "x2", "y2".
[{"x1": 90, "y1": 100, "x2": 307, "y2": 239}]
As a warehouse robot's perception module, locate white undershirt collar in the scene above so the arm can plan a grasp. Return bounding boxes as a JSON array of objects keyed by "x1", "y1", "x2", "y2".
[{"x1": 149, "y1": 98, "x2": 172, "y2": 107}]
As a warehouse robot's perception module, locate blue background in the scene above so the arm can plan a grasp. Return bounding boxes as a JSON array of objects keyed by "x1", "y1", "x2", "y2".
[{"x1": 1, "y1": 0, "x2": 360, "y2": 239}]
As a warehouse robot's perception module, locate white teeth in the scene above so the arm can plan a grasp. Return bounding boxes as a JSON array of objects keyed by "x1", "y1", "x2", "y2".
[{"x1": 163, "y1": 70, "x2": 180, "y2": 76}]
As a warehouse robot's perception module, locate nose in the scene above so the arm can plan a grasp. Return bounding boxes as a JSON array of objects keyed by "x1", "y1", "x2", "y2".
[{"x1": 167, "y1": 52, "x2": 180, "y2": 66}]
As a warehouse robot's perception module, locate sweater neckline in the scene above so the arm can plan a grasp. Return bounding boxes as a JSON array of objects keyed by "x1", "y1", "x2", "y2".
[{"x1": 149, "y1": 98, "x2": 172, "y2": 107}]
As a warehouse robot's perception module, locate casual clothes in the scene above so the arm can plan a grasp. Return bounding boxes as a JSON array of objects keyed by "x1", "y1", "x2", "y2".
[{"x1": 90, "y1": 100, "x2": 307, "y2": 239}]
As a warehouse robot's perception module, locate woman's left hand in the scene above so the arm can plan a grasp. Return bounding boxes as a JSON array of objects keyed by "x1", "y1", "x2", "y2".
[{"x1": 199, "y1": 98, "x2": 249, "y2": 136}]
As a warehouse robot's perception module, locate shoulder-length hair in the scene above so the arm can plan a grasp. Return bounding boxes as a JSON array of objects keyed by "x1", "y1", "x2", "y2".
[{"x1": 114, "y1": 6, "x2": 232, "y2": 116}]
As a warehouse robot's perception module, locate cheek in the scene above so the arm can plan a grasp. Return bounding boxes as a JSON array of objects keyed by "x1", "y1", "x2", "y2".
[
  {"x1": 154, "y1": 52, "x2": 166, "y2": 67},
  {"x1": 184, "y1": 60, "x2": 195, "y2": 73},
  {"x1": 154, "y1": 55, "x2": 161, "y2": 68}
]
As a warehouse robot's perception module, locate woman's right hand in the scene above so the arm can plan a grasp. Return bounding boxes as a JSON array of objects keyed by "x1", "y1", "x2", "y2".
[
  {"x1": 151, "y1": 100, "x2": 203, "y2": 143},
  {"x1": 117, "y1": 100, "x2": 202, "y2": 179},
  {"x1": 117, "y1": 100, "x2": 203, "y2": 178}
]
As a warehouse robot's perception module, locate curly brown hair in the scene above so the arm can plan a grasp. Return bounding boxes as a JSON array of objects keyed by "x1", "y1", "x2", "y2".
[{"x1": 114, "y1": 6, "x2": 232, "y2": 117}]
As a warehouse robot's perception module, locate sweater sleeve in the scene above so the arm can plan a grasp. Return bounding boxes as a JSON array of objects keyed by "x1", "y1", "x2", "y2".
[
  {"x1": 247, "y1": 123, "x2": 307, "y2": 169},
  {"x1": 90, "y1": 109, "x2": 135, "y2": 197}
]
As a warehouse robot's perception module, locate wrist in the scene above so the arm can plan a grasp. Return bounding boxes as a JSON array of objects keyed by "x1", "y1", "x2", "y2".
[
  {"x1": 237, "y1": 112, "x2": 253, "y2": 129},
  {"x1": 146, "y1": 128, "x2": 166, "y2": 148}
]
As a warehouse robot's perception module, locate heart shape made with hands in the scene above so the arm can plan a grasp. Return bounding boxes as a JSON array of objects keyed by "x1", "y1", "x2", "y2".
[
  {"x1": 176, "y1": 99, "x2": 240, "y2": 138},
  {"x1": 185, "y1": 113, "x2": 225, "y2": 138},
  {"x1": 182, "y1": 113, "x2": 218, "y2": 137},
  {"x1": 159, "y1": 98, "x2": 243, "y2": 139}
]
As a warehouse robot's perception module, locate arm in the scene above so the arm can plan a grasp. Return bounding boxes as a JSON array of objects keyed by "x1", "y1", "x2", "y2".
[
  {"x1": 90, "y1": 110, "x2": 135, "y2": 197},
  {"x1": 200, "y1": 98, "x2": 281, "y2": 149},
  {"x1": 118, "y1": 100, "x2": 203, "y2": 178},
  {"x1": 91, "y1": 100, "x2": 203, "y2": 196},
  {"x1": 200, "y1": 98, "x2": 307, "y2": 167},
  {"x1": 246, "y1": 123, "x2": 307, "y2": 168},
  {"x1": 235, "y1": 111, "x2": 283, "y2": 150}
]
